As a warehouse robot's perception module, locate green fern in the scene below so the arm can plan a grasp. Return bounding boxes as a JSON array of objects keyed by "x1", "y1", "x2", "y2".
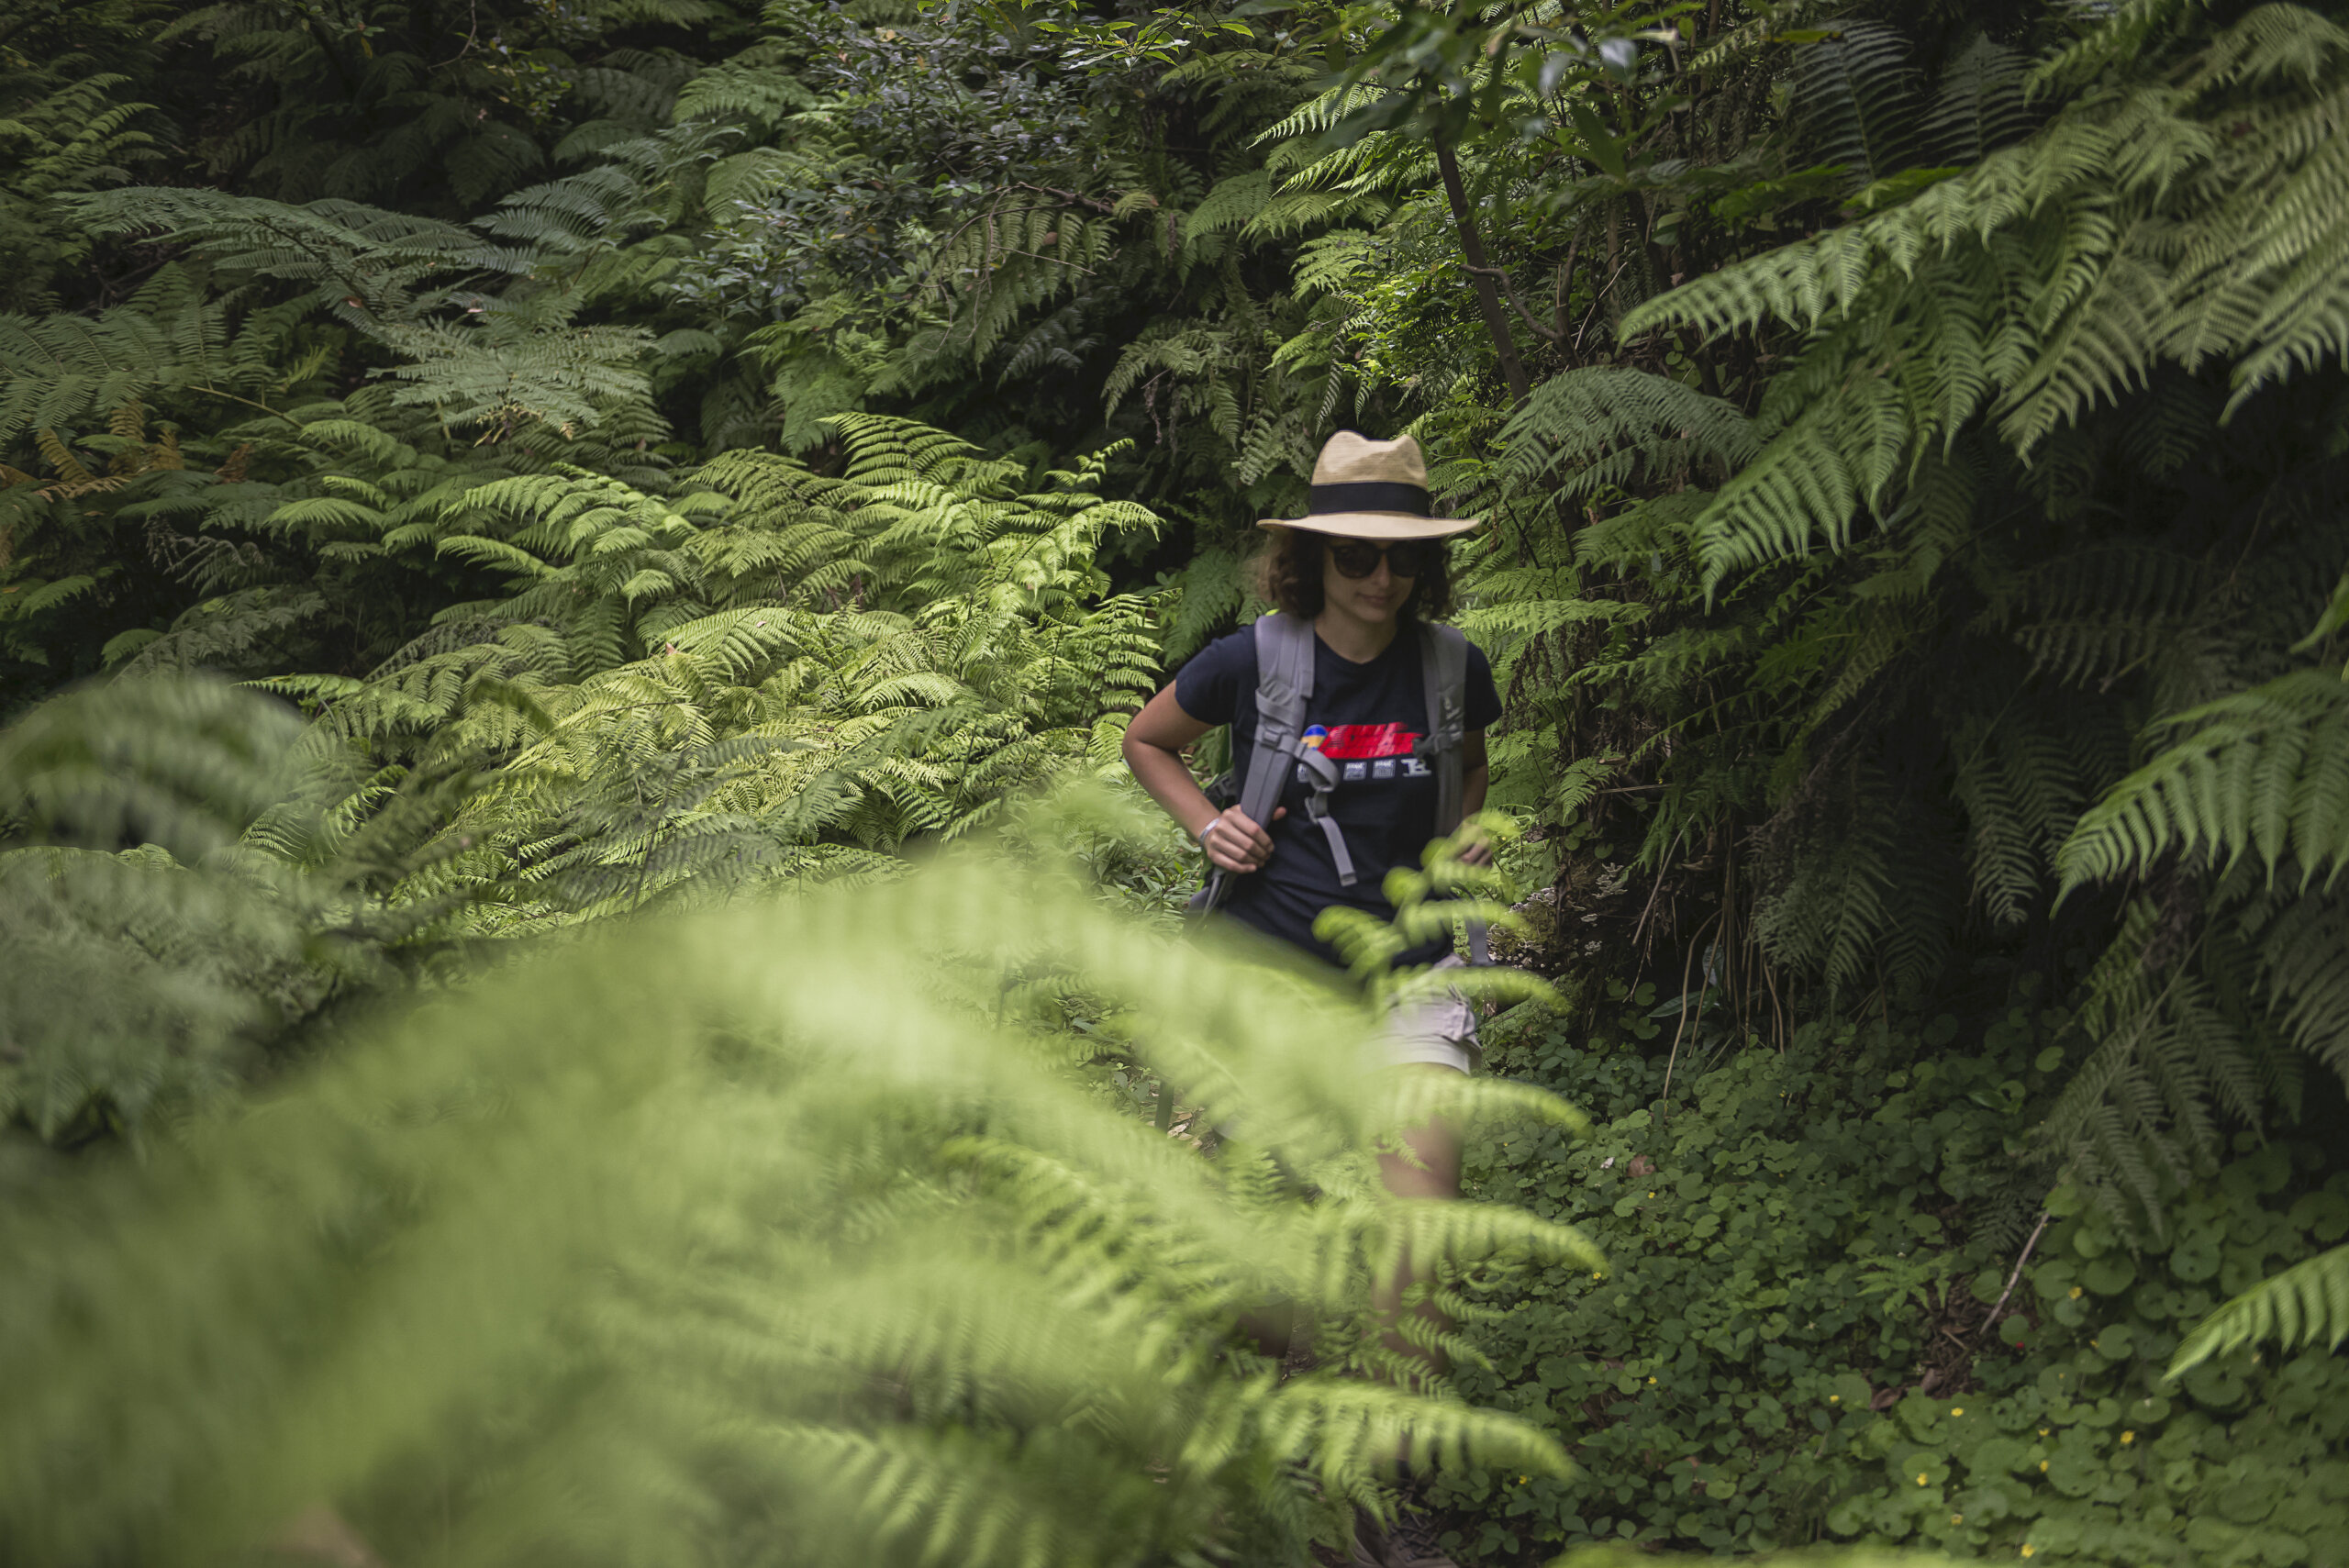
[
  {"x1": 2057, "y1": 670, "x2": 2349, "y2": 894},
  {"x1": 0, "y1": 822, "x2": 1598, "y2": 1567},
  {"x1": 1787, "y1": 20, "x2": 1924, "y2": 193},
  {"x1": 0, "y1": 676, "x2": 452, "y2": 1140},
  {"x1": 1620, "y1": 5, "x2": 2349, "y2": 584},
  {"x1": 2168, "y1": 1243, "x2": 2349, "y2": 1377},
  {"x1": 230, "y1": 417, "x2": 1168, "y2": 929}
]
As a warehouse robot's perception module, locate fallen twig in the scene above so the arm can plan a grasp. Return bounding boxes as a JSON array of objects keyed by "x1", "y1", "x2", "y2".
[{"x1": 1973, "y1": 1210, "x2": 2052, "y2": 1342}]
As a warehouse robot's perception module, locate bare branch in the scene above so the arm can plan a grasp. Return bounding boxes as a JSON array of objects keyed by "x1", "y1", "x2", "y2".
[{"x1": 1462, "y1": 263, "x2": 1564, "y2": 345}]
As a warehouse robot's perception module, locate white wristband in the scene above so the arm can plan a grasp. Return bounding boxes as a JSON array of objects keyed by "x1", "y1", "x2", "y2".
[{"x1": 1197, "y1": 818, "x2": 1219, "y2": 848}]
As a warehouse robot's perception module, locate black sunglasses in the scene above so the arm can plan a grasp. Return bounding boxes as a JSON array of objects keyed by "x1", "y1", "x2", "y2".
[{"x1": 1327, "y1": 539, "x2": 1442, "y2": 580}]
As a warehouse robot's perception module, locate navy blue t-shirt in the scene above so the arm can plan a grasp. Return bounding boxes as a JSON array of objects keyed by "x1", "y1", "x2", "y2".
[{"x1": 1174, "y1": 621, "x2": 1503, "y2": 969}]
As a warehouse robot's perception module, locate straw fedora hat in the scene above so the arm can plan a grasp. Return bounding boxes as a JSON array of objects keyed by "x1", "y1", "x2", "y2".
[{"x1": 1259, "y1": 431, "x2": 1479, "y2": 540}]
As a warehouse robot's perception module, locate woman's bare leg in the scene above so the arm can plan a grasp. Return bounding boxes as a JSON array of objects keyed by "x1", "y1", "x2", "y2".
[{"x1": 1372, "y1": 1066, "x2": 1463, "y2": 1394}]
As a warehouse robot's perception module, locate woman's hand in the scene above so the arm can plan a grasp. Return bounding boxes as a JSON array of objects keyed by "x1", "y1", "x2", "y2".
[{"x1": 1200, "y1": 805, "x2": 1286, "y2": 873}]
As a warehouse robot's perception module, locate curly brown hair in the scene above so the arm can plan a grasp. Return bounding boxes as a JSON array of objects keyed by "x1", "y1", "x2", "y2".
[{"x1": 1253, "y1": 528, "x2": 1455, "y2": 622}]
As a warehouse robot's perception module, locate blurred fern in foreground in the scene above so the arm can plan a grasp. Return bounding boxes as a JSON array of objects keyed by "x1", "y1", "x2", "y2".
[
  {"x1": 0, "y1": 834, "x2": 1598, "y2": 1567},
  {"x1": 0, "y1": 678, "x2": 459, "y2": 1141}
]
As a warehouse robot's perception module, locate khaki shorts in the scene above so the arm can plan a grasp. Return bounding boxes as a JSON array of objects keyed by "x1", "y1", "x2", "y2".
[{"x1": 1373, "y1": 954, "x2": 1482, "y2": 1074}]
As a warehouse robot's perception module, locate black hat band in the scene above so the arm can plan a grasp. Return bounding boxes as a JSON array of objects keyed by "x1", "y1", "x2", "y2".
[{"x1": 1308, "y1": 481, "x2": 1431, "y2": 517}]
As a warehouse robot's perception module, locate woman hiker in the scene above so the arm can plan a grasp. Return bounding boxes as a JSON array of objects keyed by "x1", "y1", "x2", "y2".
[{"x1": 1120, "y1": 430, "x2": 1502, "y2": 1568}]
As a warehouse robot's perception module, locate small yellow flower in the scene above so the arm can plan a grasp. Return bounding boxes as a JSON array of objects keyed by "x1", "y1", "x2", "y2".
[
  {"x1": 2038, "y1": 1428, "x2": 2050, "y2": 1437},
  {"x1": 1951, "y1": 1515, "x2": 1965, "y2": 1526},
  {"x1": 2068, "y1": 1286, "x2": 2083, "y2": 1299},
  {"x1": 2038, "y1": 1461, "x2": 2049, "y2": 1473},
  {"x1": 1952, "y1": 1407, "x2": 1965, "y2": 1417},
  {"x1": 1649, "y1": 1191, "x2": 1656, "y2": 1197},
  {"x1": 1646, "y1": 1376, "x2": 1657, "y2": 1385},
  {"x1": 1829, "y1": 1395, "x2": 1841, "y2": 1404},
  {"x1": 1917, "y1": 1473, "x2": 1931, "y2": 1486},
  {"x1": 1518, "y1": 1474, "x2": 1530, "y2": 1485},
  {"x1": 2022, "y1": 1546, "x2": 2037, "y2": 1559},
  {"x1": 2121, "y1": 1430, "x2": 2135, "y2": 1444}
]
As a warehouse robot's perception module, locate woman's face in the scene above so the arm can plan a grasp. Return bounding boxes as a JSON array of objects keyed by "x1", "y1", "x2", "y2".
[{"x1": 1319, "y1": 537, "x2": 1419, "y2": 627}]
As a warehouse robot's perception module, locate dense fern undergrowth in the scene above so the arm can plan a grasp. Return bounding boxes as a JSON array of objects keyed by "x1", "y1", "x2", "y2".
[{"x1": 5, "y1": 0, "x2": 2348, "y2": 1562}]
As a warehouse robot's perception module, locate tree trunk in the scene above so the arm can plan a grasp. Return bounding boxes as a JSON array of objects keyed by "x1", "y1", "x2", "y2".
[{"x1": 1434, "y1": 142, "x2": 1531, "y2": 407}]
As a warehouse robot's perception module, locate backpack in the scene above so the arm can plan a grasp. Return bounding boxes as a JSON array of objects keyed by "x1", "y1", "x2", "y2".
[{"x1": 1190, "y1": 613, "x2": 1486, "y2": 962}]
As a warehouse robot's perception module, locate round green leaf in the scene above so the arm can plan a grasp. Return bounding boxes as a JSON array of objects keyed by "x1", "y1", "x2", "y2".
[
  {"x1": 1966, "y1": 1436, "x2": 2031, "y2": 1475},
  {"x1": 2171, "y1": 1235, "x2": 2221, "y2": 1283},
  {"x1": 2082, "y1": 1254, "x2": 2136, "y2": 1295},
  {"x1": 2044, "y1": 1451, "x2": 2102, "y2": 1497},
  {"x1": 2182, "y1": 1358, "x2": 2250, "y2": 1409},
  {"x1": 2215, "y1": 1474, "x2": 2279, "y2": 1523}
]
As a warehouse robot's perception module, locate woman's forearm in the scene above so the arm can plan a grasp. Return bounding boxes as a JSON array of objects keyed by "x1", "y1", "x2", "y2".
[
  {"x1": 1122, "y1": 734, "x2": 1219, "y2": 841},
  {"x1": 1123, "y1": 698, "x2": 1281, "y2": 873}
]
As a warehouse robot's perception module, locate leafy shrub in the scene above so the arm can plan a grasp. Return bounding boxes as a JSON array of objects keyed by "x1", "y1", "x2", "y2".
[{"x1": 1434, "y1": 992, "x2": 2349, "y2": 1565}]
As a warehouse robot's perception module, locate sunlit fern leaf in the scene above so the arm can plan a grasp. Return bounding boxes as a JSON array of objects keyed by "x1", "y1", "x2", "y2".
[
  {"x1": 2057, "y1": 670, "x2": 2349, "y2": 894},
  {"x1": 1995, "y1": 240, "x2": 2170, "y2": 452},
  {"x1": 1252, "y1": 83, "x2": 1388, "y2": 146},
  {"x1": 0, "y1": 845, "x2": 1589, "y2": 1563},
  {"x1": 1628, "y1": 3, "x2": 2349, "y2": 486},
  {"x1": 0, "y1": 270, "x2": 245, "y2": 443},
  {"x1": 1685, "y1": 381, "x2": 1875, "y2": 584},
  {"x1": 373, "y1": 315, "x2": 660, "y2": 439},
  {"x1": 2168, "y1": 1243, "x2": 2349, "y2": 1377},
  {"x1": 673, "y1": 52, "x2": 819, "y2": 124},
  {"x1": 1184, "y1": 172, "x2": 1274, "y2": 248}
]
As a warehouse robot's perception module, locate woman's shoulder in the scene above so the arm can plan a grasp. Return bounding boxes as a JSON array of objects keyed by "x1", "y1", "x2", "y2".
[
  {"x1": 1414, "y1": 618, "x2": 1493, "y2": 662},
  {"x1": 1186, "y1": 624, "x2": 1260, "y2": 673},
  {"x1": 1171, "y1": 625, "x2": 1260, "y2": 722}
]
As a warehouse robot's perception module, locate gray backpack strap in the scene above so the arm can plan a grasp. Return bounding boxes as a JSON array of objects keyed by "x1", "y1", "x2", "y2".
[
  {"x1": 1240, "y1": 612, "x2": 1314, "y2": 831},
  {"x1": 1296, "y1": 740, "x2": 1358, "y2": 886},
  {"x1": 1197, "y1": 614, "x2": 1332, "y2": 914},
  {"x1": 1252, "y1": 614, "x2": 1356, "y2": 887},
  {"x1": 1421, "y1": 623, "x2": 1470, "y2": 836},
  {"x1": 1419, "y1": 622, "x2": 1486, "y2": 963}
]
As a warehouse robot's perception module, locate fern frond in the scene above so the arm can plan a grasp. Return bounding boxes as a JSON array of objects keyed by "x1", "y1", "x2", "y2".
[
  {"x1": 2057, "y1": 670, "x2": 2349, "y2": 894},
  {"x1": 2168, "y1": 1243, "x2": 2349, "y2": 1376}
]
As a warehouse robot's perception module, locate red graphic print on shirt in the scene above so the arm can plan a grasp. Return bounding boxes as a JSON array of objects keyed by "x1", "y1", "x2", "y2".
[{"x1": 1317, "y1": 722, "x2": 1421, "y2": 760}]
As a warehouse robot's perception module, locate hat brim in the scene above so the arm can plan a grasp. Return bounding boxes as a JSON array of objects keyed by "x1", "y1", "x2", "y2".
[{"x1": 1256, "y1": 510, "x2": 1480, "y2": 540}]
